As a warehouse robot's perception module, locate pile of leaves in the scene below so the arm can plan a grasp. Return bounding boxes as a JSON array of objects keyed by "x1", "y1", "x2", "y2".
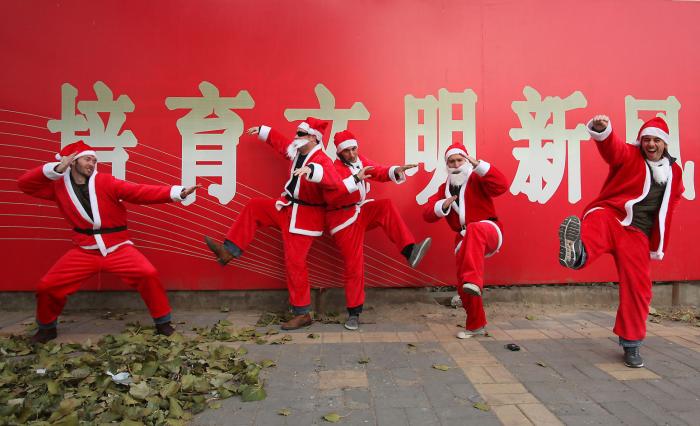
[
  {"x1": 0, "y1": 321, "x2": 272, "y2": 425},
  {"x1": 649, "y1": 306, "x2": 700, "y2": 326},
  {"x1": 256, "y1": 311, "x2": 341, "y2": 327}
]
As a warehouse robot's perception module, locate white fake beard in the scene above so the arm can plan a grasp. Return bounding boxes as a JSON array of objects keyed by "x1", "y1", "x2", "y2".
[
  {"x1": 647, "y1": 157, "x2": 671, "y2": 184},
  {"x1": 447, "y1": 163, "x2": 473, "y2": 186},
  {"x1": 286, "y1": 138, "x2": 310, "y2": 159}
]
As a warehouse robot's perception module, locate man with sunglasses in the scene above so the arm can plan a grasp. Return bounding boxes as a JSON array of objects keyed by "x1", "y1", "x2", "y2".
[
  {"x1": 204, "y1": 118, "x2": 360, "y2": 330},
  {"x1": 328, "y1": 130, "x2": 432, "y2": 330}
]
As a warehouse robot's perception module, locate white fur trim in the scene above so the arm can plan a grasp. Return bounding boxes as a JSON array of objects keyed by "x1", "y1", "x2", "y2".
[
  {"x1": 650, "y1": 167, "x2": 673, "y2": 260},
  {"x1": 434, "y1": 199, "x2": 449, "y2": 218},
  {"x1": 473, "y1": 160, "x2": 490, "y2": 176},
  {"x1": 388, "y1": 165, "x2": 406, "y2": 184},
  {"x1": 63, "y1": 170, "x2": 94, "y2": 225},
  {"x1": 586, "y1": 119, "x2": 613, "y2": 142},
  {"x1": 343, "y1": 175, "x2": 359, "y2": 193},
  {"x1": 306, "y1": 162, "x2": 323, "y2": 183},
  {"x1": 288, "y1": 203, "x2": 323, "y2": 236},
  {"x1": 330, "y1": 205, "x2": 361, "y2": 235},
  {"x1": 258, "y1": 125, "x2": 271, "y2": 142},
  {"x1": 481, "y1": 220, "x2": 503, "y2": 258},
  {"x1": 583, "y1": 207, "x2": 603, "y2": 219},
  {"x1": 80, "y1": 240, "x2": 133, "y2": 254},
  {"x1": 87, "y1": 171, "x2": 109, "y2": 256},
  {"x1": 620, "y1": 165, "x2": 651, "y2": 226},
  {"x1": 55, "y1": 150, "x2": 97, "y2": 161},
  {"x1": 298, "y1": 122, "x2": 323, "y2": 144},
  {"x1": 638, "y1": 127, "x2": 670, "y2": 145},
  {"x1": 170, "y1": 185, "x2": 185, "y2": 202},
  {"x1": 43, "y1": 162, "x2": 65, "y2": 180},
  {"x1": 445, "y1": 148, "x2": 467, "y2": 161},
  {"x1": 336, "y1": 139, "x2": 358, "y2": 153}
]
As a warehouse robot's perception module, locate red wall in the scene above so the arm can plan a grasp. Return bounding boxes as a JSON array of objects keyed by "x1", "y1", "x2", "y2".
[{"x1": 1, "y1": 0, "x2": 698, "y2": 291}]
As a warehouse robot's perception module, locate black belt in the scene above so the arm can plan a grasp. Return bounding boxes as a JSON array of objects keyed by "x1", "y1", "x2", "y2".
[
  {"x1": 329, "y1": 203, "x2": 358, "y2": 211},
  {"x1": 284, "y1": 195, "x2": 325, "y2": 207},
  {"x1": 73, "y1": 226, "x2": 127, "y2": 235}
]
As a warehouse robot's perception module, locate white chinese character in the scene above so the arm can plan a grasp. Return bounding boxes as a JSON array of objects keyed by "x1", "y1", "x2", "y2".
[
  {"x1": 165, "y1": 81, "x2": 254, "y2": 206},
  {"x1": 284, "y1": 83, "x2": 369, "y2": 160},
  {"x1": 47, "y1": 81, "x2": 136, "y2": 179},
  {"x1": 405, "y1": 88, "x2": 477, "y2": 205},
  {"x1": 625, "y1": 95, "x2": 694, "y2": 200},
  {"x1": 509, "y1": 86, "x2": 589, "y2": 204}
]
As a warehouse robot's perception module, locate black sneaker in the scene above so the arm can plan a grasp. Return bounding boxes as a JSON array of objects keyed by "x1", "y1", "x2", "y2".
[
  {"x1": 31, "y1": 327, "x2": 57, "y2": 344},
  {"x1": 559, "y1": 216, "x2": 585, "y2": 269},
  {"x1": 155, "y1": 321, "x2": 176, "y2": 336},
  {"x1": 408, "y1": 238, "x2": 432, "y2": 268},
  {"x1": 623, "y1": 346, "x2": 644, "y2": 368}
]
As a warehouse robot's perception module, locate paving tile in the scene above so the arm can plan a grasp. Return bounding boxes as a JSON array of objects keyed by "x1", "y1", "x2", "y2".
[{"x1": 318, "y1": 370, "x2": 368, "y2": 390}]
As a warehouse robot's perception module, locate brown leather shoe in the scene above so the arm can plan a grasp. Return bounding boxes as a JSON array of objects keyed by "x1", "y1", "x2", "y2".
[
  {"x1": 204, "y1": 236, "x2": 234, "y2": 266},
  {"x1": 31, "y1": 327, "x2": 57, "y2": 344},
  {"x1": 281, "y1": 313, "x2": 313, "y2": 330}
]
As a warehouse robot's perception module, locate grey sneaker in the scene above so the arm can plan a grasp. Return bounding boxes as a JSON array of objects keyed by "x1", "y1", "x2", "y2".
[
  {"x1": 462, "y1": 283, "x2": 482, "y2": 297},
  {"x1": 559, "y1": 216, "x2": 585, "y2": 269},
  {"x1": 408, "y1": 238, "x2": 432, "y2": 268},
  {"x1": 456, "y1": 327, "x2": 487, "y2": 339},
  {"x1": 623, "y1": 346, "x2": 644, "y2": 368},
  {"x1": 344, "y1": 315, "x2": 359, "y2": 331}
]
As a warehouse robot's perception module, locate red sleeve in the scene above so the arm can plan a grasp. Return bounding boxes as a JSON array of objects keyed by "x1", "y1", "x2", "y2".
[
  {"x1": 423, "y1": 183, "x2": 449, "y2": 223},
  {"x1": 362, "y1": 155, "x2": 392, "y2": 183},
  {"x1": 17, "y1": 163, "x2": 61, "y2": 201},
  {"x1": 259, "y1": 126, "x2": 292, "y2": 159},
  {"x1": 109, "y1": 176, "x2": 177, "y2": 205},
  {"x1": 474, "y1": 161, "x2": 508, "y2": 197}
]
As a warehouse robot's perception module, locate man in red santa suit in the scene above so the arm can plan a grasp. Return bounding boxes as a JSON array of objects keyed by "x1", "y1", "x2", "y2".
[
  {"x1": 204, "y1": 118, "x2": 355, "y2": 330},
  {"x1": 559, "y1": 115, "x2": 684, "y2": 368},
  {"x1": 423, "y1": 143, "x2": 508, "y2": 339},
  {"x1": 327, "y1": 130, "x2": 432, "y2": 330},
  {"x1": 17, "y1": 141, "x2": 199, "y2": 343}
]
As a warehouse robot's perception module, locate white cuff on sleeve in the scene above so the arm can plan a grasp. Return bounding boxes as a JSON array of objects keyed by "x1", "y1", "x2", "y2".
[
  {"x1": 434, "y1": 199, "x2": 449, "y2": 217},
  {"x1": 388, "y1": 166, "x2": 406, "y2": 184},
  {"x1": 259, "y1": 125, "x2": 271, "y2": 142},
  {"x1": 43, "y1": 162, "x2": 66, "y2": 180},
  {"x1": 473, "y1": 160, "x2": 490, "y2": 176},
  {"x1": 170, "y1": 185, "x2": 185, "y2": 202},
  {"x1": 306, "y1": 162, "x2": 323, "y2": 183},
  {"x1": 586, "y1": 119, "x2": 613, "y2": 142},
  {"x1": 343, "y1": 175, "x2": 359, "y2": 193}
]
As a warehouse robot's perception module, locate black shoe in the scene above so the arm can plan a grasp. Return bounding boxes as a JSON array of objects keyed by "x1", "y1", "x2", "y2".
[
  {"x1": 408, "y1": 238, "x2": 432, "y2": 268},
  {"x1": 31, "y1": 327, "x2": 57, "y2": 344},
  {"x1": 155, "y1": 321, "x2": 175, "y2": 336},
  {"x1": 559, "y1": 216, "x2": 585, "y2": 269},
  {"x1": 623, "y1": 346, "x2": 644, "y2": 368}
]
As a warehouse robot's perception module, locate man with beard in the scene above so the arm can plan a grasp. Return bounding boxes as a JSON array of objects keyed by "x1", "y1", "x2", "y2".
[
  {"x1": 204, "y1": 118, "x2": 357, "y2": 330},
  {"x1": 17, "y1": 141, "x2": 199, "y2": 343},
  {"x1": 423, "y1": 143, "x2": 508, "y2": 338},
  {"x1": 559, "y1": 115, "x2": 684, "y2": 368},
  {"x1": 327, "y1": 130, "x2": 432, "y2": 330}
]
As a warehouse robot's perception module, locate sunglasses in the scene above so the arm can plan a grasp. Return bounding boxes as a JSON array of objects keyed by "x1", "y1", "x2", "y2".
[{"x1": 296, "y1": 131, "x2": 309, "y2": 137}]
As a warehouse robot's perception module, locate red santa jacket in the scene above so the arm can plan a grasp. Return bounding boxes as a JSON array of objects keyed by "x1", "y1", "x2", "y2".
[
  {"x1": 18, "y1": 162, "x2": 185, "y2": 256},
  {"x1": 423, "y1": 161, "x2": 508, "y2": 255},
  {"x1": 584, "y1": 122, "x2": 684, "y2": 260},
  {"x1": 326, "y1": 154, "x2": 405, "y2": 235},
  {"x1": 259, "y1": 125, "x2": 347, "y2": 236}
]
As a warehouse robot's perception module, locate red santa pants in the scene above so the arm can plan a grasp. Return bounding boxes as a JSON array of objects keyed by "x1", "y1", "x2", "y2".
[
  {"x1": 36, "y1": 244, "x2": 171, "y2": 326},
  {"x1": 332, "y1": 199, "x2": 415, "y2": 310},
  {"x1": 455, "y1": 221, "x2": 500, "y2": 331},
  {"x1": 581, "y1": 208, "x2": 652, "y2": 341},
  {"x1": 226, "y1": 198, "x2": 315, "y2": 310}
]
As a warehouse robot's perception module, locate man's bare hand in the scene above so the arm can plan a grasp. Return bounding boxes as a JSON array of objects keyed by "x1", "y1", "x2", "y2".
[
  {"x1": 356, "y1": 166, "x2": 374, "y2": 181},
  {"x1": 180, "y1": 184, "x2": 202, "y2": 199},
  {"x1": 245, "y1": 126, "x2": 260, "y2": 135},
  {"x1": 54, "y1": 152, "x2": 78, "y2": 174},
  {"x1": 442, "y1": 195, "x2": 459, "y2": 211},
  {"x1": 591, "y1": 115, "x2": 610, "y2": 132},
  {"x1": 293, "y1": 166, "x2": 312, "y2": 177},
  {"x1": 465, "y1": 155, "x2": 480, "y2": 167},
  {"x1": 394, "y1": 164, "x2": 416, "y2": 180}
]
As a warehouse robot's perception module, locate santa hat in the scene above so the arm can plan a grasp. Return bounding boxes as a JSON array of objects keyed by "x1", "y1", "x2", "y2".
[
  {"x1": 334, "y1": 130, "x2": 358, "y2": 153},
  {"x1": 444, "y1": 143, "x2": 469, "y2": 162},
  {"x1": 55, "y1": 140, "x2": 97, "y2": 161},
  {"x1": 636, "y1": 117, "x2": 670, "y2": 146},
  {"x1": 297, "y1": 117, "x2": 329, "y2": 144}
]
